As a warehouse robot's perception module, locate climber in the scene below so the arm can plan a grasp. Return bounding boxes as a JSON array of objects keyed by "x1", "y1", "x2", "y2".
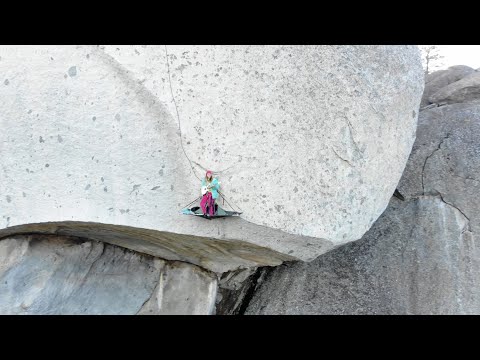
[
  {"x1": 180, "y1": 169, "x2": 241, "y2": 218},
  {"x1": 200, "y1": 170, "x2": 220, "y2": 217}
]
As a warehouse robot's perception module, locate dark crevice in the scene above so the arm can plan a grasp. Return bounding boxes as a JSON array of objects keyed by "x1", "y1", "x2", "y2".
[
  {"x1": 420, "y1": 103, "x2": 438, "y2": 111},
  {"x1": 82, "y1": 242, "x2": 107, "y2": 282},
  {"x1": 393, "y1": 189, "x2": 405, "y2": 201},
  {"x1": 237, "y1": 266, "x2": 275, "y2": 315},
  {"x1": 419, "y1": 103, "x2": 450, "y2": 111}
]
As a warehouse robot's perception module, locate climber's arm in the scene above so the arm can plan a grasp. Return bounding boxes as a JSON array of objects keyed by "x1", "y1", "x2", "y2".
[{"x1": 211, "y1": 178, "x2": 220, "y2": 191}]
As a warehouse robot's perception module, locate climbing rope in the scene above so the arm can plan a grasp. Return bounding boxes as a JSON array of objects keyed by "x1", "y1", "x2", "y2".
[
  {"x1": 192, "y1": 160, "x2": 238, "y2": 176},
  {"x1": 164, "y1": 45, "x2": 201, "y2": 182},
  {"x1": 179, "y1": 195, "x2": 202, "y2": 211},
  {"x1": 180, "y1": 190, "x2": 244, "y2": 214},
  {"x1": 165, "y1": 46, "x2": 245, "y2": 215},
  {"x1": 164, "y1": 46, "x2": 241, "y2": 179},
  {"x1": 218, "y1": 190, "x2": 244, "y2": 213}
]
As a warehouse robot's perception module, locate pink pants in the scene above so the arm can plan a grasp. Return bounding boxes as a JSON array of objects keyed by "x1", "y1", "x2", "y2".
[{"x1": 200, "y1": 192, "x2": 216, "y2": 216}]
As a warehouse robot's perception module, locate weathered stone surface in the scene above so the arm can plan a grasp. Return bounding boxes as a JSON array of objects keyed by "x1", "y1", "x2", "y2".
[
  {"x1": 0, "y1": 221, "x2": 296, "y2": 274},
  {"x1": 425, "y1": 69, "x2": 448, "y2": 84},
  {"x1": 215, "y1": 267, "x2": 262, "y2": 315},
  {"x1": 138, "y1": 261, "x2": 217, "y2": 315},
  {"x1": 0, "y1": 45, "x2": 423, "y2": 272},
  {"x1": 0, "y1": 234, "x2": 217, "y2": 315},
  {"x1": 246, "y1": 95, "x2": 480, "y2": 315},
  {"x1": 398, "y1": 102, "x2": 480, "y2": 233},
  {"x1": 429, "y1": 72, "x2": 480, "y2": 104},
  {"x1": 421, "y1": 65, "x2": 475, "y2": 107},
  {"x1": 246, "y1": 197, "x2": 479, "y2": 315}
]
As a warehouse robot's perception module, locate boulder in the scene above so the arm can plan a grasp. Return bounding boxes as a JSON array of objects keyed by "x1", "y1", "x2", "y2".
[
  {"x1": 425, "y1": 69, "x2": 448, "y2": 84},
  {"x1": 0, "y1": 45, "x2": 423, "y2": 273},
  {"x1": 421, "y1": 65, "x2": 475, "y2": 107},
  {"x1": 429, "y1": 72, "x2": 480, "y2": 104}
]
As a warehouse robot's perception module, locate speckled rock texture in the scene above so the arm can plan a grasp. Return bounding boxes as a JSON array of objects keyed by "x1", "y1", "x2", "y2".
[
  {"x1": 245, "y1": 77, "x2": 480, "y2": 315},
  {"x1": 0, "y1": 45, "x2": 423, "y2": 273},
  {"x1": 421, "y1": 65, "x2": 475, "y2": 107},
  {"x1": 245, "y1": 196, "x2": 479, "y2": 315},
  {"x1": 0, "y1": 234, "x2": 217, "y2": 315}
]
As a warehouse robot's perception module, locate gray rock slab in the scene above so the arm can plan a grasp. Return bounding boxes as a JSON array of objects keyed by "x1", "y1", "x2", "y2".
[
  {"x1": 429, "y1": 72, "x2": 480, "y2": 104},
  {"x1": 421, "y1": 65, "x2": 475, "y2": 107},
  {"x1": 246, "y1": 197, "x2": 479, "y2": 315},
  {"x1": 0, "y1": 234, "x2": 217, "y2": 315}
]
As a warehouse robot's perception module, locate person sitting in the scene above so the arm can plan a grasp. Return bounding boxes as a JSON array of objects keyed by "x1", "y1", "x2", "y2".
[{"x1": 200, "y1": 170, "x2": 220, "y2": 216}]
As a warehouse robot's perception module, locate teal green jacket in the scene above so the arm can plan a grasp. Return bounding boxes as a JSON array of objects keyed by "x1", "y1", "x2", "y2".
[{"x1": 202, "y1": 177, "x2": 220, "y2": 200}]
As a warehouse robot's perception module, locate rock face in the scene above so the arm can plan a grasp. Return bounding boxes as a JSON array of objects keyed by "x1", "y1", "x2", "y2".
[
  {"x1": 429, "y1": 72, "x2": 480, "y2": 105},
  {"x1": 246, "y1": 197, "x2": 479, "y2": 315},
  {"x1": 400, "y1": 101, "x2": 480, "y2": 232},
  {"x1": 421, "y1": 65, "x2": 475, "y2": 107},
  {"x1": 245, "y1": 70, "x2": 480, "y2": 315},
  {"x1": 215, "y1": 267, "x2": 268, "y2": 315},
  {"x1": 0, "y1": 45, "x2": 423, "y2": 273},
  {"x1": 0, "y1": 234, "x2": 217, "y2": 315}
]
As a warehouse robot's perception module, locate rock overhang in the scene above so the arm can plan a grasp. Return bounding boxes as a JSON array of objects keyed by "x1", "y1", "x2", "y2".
[{"x1": 0, "y1": 45, "x2": 425, "y2": 271}]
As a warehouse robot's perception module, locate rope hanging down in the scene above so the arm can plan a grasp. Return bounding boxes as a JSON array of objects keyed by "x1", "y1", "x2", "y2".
[
  {"x1": 165, "y1": 45, "x2": 244, "y2": 214},
  {"x1": 164, "y1": 46, "x2": 238, "y2": 178},
  {"x1": 218, "y1": 190, "x2": 244, "y2": 213},
  {"x1": 164, "y1": 45, "x2": 201, "y2": 182}
]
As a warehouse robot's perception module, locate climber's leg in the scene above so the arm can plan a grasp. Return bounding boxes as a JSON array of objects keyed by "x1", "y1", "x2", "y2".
[
  {"x1": 200, "y1": 194, "x2": 208, "y2": 215},
  {"x1": 209, "y1": 197, "x2": 216, "y2": 216}
]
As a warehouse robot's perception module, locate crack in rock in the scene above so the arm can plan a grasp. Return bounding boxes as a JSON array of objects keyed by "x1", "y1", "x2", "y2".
[
  {"x1": 420, "y1": 103, "x2": 439, "y2": 111},
  {"x1": 436, "y1": 192, "x2": 472, "y2": 233},
  {"x1": 82, "y1": 242, "x2": 106, "y2": 283},
  {"x1": 345, "y1": 117, "x2": 362, "y2": 155},
  {"x1": 422, "y1": 133, "x2": 450, "y2": 194},
  {"x1": 331, "y1": 147, "x2": 354, "y2": 167},
  {"x1": 135, "y1": 279, "x2": 158, "y2": 314}
]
